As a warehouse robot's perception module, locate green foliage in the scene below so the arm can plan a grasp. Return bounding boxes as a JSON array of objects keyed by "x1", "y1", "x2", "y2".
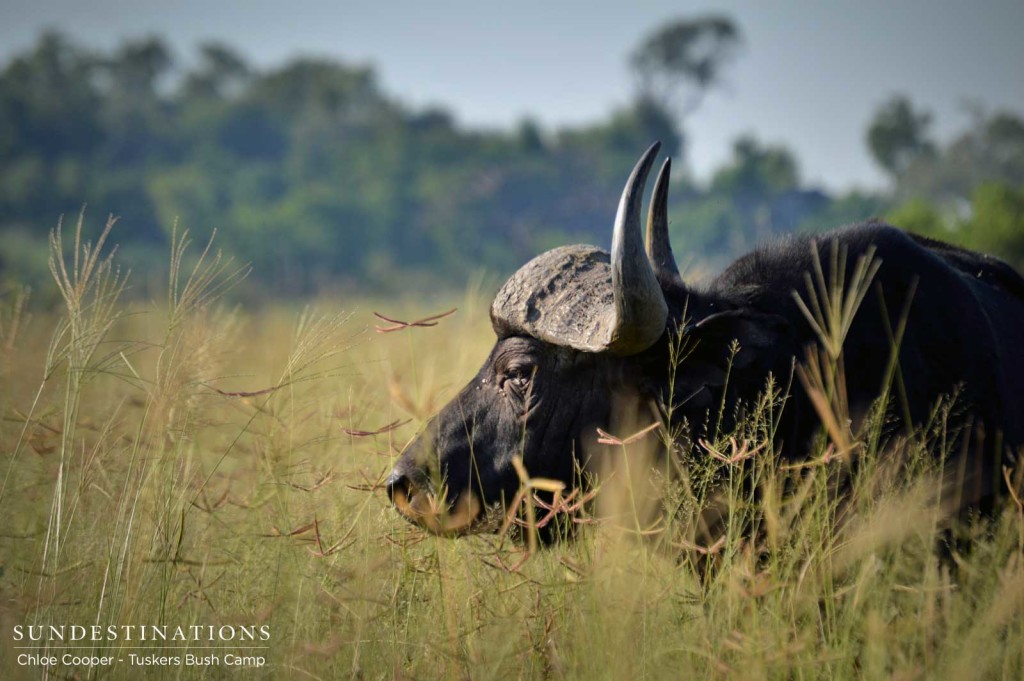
[
  {"x1": 888, "y1": 198, "x2": 948, "y2": 238},
  {"x1": 0, "y1": 227, "x2": 52, "y2": 299},
  {"x1": 971, "y1": 182, "x2": 1024, "y2": 260},
  {"x1": 0, "y1": 32, "x2": 703, "y2": 297},
  {"x1": 888, "y1": 182, "x2": 1024, "y2": 270},
  {"x1": 866, "y1": 95, "x2": 1024, "y2": 269},
  {"x1": 4, "y1": 32, "x2": 1022, "y2": 303}
]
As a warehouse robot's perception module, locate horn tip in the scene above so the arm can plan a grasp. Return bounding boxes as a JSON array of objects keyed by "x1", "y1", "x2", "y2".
[{"x1": 655, "y1": 157, "x2": 672, "y2": 187}]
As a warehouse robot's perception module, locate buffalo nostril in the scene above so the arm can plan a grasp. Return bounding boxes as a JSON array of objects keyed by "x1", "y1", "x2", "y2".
[{"x1": 385, "y1": 470, "x2": 409, "y2": 502}]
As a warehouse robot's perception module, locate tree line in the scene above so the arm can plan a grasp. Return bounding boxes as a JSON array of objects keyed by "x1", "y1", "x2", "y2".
[{"x1": 1, "y1": 22, "x2": 1021, "y2": 301}]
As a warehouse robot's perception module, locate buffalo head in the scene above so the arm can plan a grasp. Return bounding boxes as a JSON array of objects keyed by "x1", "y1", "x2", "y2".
[{"x1": 386, "y1": 142, "x2": 691, "y2": 534}]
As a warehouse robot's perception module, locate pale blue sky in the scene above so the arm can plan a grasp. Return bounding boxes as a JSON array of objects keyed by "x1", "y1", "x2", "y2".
[{"x1": 2, "y1": 0, "x2": 1022, "y2": 190}]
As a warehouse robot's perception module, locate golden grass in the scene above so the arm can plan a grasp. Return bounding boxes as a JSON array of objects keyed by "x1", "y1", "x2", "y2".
[{"x1": 0, "y1": 225, "x2": 1021, "y2": 679}]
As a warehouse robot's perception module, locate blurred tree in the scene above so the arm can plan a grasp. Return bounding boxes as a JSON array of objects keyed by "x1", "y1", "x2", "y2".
[
  {"x1": 516, "y1": 118, "x2": 545, "y2": 154},
  {"x1": 888, "y1": 183, "x2": 1024, "y2": 271},
  {"x1": 872, "y1": 101, "x2": 1024, "y2": 207},
  {"x1": 866, "y1": 95, "x2": 935, "y2": 177},
  {"x1": 182, "y1": 42, "x2": 251, "y2": 101},
  {"x1": 968, "y1": 182, "x2": 1024, "y2": 267},
  {"x1": 669, "y1": 134, "x2": 837, "y2": 258},
  {"x1": 930, "y1": 108, "x2": 1024, "y2": 193},
  {"x1": 85, "y1": 36, "x2": 179, "y2": 240},
  {"x1": 711, "y1": 136, "x2": 799, "y2": 200},
  {"x1": 17, "y1": 29, "x2": 1022, "y2": 299},
  {"x1": 0, "y1": 31, "x2": 102, "y2": 162},
  {"x1": 248, "y1": 58, "x2": 386, "y2": 126},
  {"x1": 887, "y1": 198, "x2": 946, "y2": 238},
  {"x1": 797, "y1": 191, "x2": 889, "y2": 235},
  {"x1": 630, "y1": 15, "x2": 742, "y2": 117},
  {"x1": 709, "y1": 135, "x2": 801, "y2": 243},
  {"x1": 0, "y1": 32, "x2": 107, "y2": 229},
  {"x1": 104, "y1": 36, "x2": 172, "y2": 99}
]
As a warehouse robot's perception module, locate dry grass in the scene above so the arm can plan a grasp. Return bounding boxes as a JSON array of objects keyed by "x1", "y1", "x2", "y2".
[{"x1": 0, "y1": 226, "x2": 1021, "y2": 680}]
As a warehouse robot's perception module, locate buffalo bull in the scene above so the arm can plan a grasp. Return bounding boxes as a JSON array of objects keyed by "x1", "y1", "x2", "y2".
[{"x1": 386, "y1": 142, "x2": 1024, "y2": 534}]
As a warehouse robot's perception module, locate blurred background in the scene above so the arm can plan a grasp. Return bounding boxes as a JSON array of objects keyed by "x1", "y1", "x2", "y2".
[{"x1": 1, "y1": 0, "x2": 1023, "y2": 303}]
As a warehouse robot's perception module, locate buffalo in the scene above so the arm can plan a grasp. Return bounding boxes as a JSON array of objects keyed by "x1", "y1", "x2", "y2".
[{"x1": 386, "y1": 142, "x2": 1024, "y2": 535}]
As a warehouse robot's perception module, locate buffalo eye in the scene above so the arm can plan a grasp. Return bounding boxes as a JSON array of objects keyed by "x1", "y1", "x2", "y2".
[{"x1": 501, "y1": 365, "x2": 534, "y2": 393}]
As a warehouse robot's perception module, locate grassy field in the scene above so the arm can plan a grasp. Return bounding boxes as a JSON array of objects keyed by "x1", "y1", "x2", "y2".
[{"x1": 0, "y1": 224, "x2": 1022, "y2": 680}]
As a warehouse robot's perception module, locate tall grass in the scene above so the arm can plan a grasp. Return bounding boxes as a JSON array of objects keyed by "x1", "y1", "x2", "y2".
[{"x1": 0, "y1": 226, "x2": 1021, "y2": 680}]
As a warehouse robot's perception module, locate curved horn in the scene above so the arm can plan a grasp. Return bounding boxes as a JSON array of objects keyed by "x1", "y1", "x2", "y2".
[
  {"x1": 608, "y1": 142, "x2": 669, "y2": 354},
  {"x1": 645, "y1": 158, "x2": 681, "y2": 283}
]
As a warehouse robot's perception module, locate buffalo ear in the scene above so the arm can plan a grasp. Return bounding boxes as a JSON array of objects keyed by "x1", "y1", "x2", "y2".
[
  {"x1": 683, "y1": 308, "x2": 789, "y2": 370},
  {"x1": 665, "y1": 308, "x2": 788, "y2": 413}
]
